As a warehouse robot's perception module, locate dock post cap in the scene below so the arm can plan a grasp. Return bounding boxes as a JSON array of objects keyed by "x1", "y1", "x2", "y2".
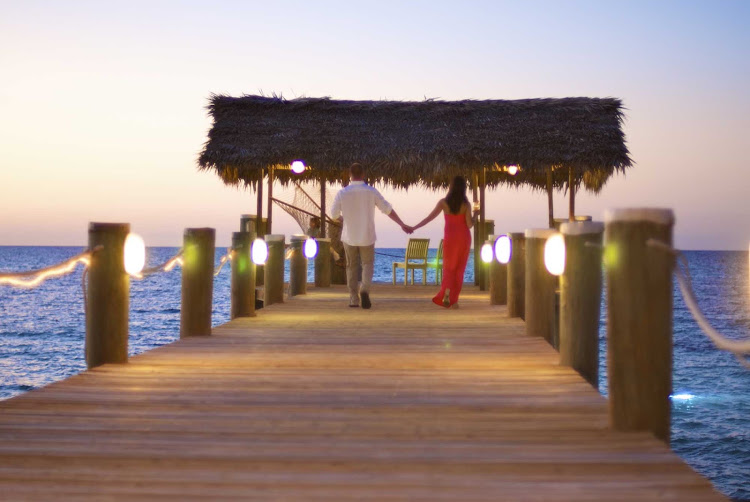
[
  {"x1": 604, "y1": 208, "x2": 675, "y2": 225},
  {"x1": 315, "y1": 237, "x2": 332, "y2": 243},
  {"x1": 508, "y1": 231, "x2": 525, "y2": 239},
  {"x1": 88, "y1": 222, "x2": 130, "y2": 231},
  {"x1": 525, "y1": 228, "x2": 557, "y2": 239},
  {"x1": 289, "y1": 234, "x2": 307, "y2": 242},
  {"x1": 560, "y1": 221, "x2": 605, "y2": 236},
  {"x1": 184, "y1": 227, "x2": 215, "y2": 236},
  {"x1": 264, "y1": 234, "x2": 285, "y2": 242}
]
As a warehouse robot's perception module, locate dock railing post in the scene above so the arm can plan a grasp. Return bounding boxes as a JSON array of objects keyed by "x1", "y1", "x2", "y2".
[
  {"x1": 487, "y1": 235, "x2": 507, "y2": 305},
  {"x1": 525, "y1": 229, "x2": 557, "y2": 347},
  {"x1": 180, "y1": 228, "x2": 215, "y2": 338},
  {"x1": 507, "y1": 232, "x2": 525, "y2": 319},
  {"x1": 86, "y1": 222, "x2": 130, "y2": 369},
  {"x1": 231, "y1": 230, "x2": 256, "y2": 319},
  {"x1": 289, "y1": 234, "x2": 307, "y2": 296},
  {"x1": 314, "y1": 238, "x2": 332, "y2": 287},
  {"x1": 241, "y1": 214, "x2": 266, "y2": 286},
  {"x1": 264, "y1": 234, "x2": 285, "y2": 305},
  {"x1": 559, "y1": 221, "x2": 604, "y2": 387},
  {"x1": 605, "y1": 208, "x2": 674, "y2": 443}
]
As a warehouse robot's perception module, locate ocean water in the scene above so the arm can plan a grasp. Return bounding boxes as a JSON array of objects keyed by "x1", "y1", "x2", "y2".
[{"x1": 0, "y1": 246, "x2": 747, "y2": 500}]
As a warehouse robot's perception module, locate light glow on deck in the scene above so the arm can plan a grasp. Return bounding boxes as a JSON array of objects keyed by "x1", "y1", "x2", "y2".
[{"x1": 494, "y1": 234, "x2": 511, "y2": 264}]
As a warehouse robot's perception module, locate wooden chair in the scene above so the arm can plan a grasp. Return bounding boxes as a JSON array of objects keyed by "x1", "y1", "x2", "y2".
[
  {"x1": 426, "y1": 239, "x2": 444, "y2": 285},
  {"x1": 392, "y1": 238, "x2": 430, "y2": 285}
]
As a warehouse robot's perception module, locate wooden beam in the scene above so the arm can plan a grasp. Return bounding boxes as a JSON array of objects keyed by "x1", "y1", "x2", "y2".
[
  {"x1": 546, "y1": 167, "x2": 554, "y2": 229},
  {"x1": 320, "y1": 178, "x2": 327, "y2": 238},
  {"x1": 266, "y1": 166, "x2": 274, "y2": 234},
  {"x1": 569, "y1": 166, "x2": 576, "y2": 221},
  {"x1": 256, "y1": 177, "x2": 263, "y2": 235}
]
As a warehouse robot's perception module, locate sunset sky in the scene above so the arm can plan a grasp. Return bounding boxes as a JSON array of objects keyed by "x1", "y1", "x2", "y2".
[{"x1": 1, "y1": 1, "x2": 748, "y2": 249}]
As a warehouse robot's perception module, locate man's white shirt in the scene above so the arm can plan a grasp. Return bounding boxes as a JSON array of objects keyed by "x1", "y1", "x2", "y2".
[{"x1": 331, "y1": 181, "x2": 393, "y2": 246}]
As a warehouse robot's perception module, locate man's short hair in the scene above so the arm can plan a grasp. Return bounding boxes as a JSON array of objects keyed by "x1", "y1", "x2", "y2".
[{"x1": 349, "y1": 163, "x2": 364, "y2": 178}]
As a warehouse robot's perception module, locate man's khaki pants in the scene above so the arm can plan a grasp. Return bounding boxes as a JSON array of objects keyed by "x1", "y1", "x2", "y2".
[{"x1": 343, "y1": 244, "x2": 374, "y2": 305}]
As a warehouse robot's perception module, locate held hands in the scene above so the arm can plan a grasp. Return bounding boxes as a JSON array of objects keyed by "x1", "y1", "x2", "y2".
[{"x1": 401, "y1": 224, "x2": 414, "y2": 234}]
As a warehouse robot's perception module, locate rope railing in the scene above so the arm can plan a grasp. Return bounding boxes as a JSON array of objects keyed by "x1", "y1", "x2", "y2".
[
  {"x1": 214, "y1": 248, "x2": 233, "y2": 277},
  {"x1": 0, "y1": 247, "x2": 99, "y2": 288},
  {"x1": 136, "y1": 249, "x2": 185, "y2": 278},
  {"x1": 648, "y1": 239, "x2": 750, "y2": 368}
]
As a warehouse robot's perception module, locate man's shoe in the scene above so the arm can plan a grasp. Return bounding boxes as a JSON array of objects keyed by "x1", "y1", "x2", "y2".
[{"x1": 360, "y1": 291, "x2": 371, "y2": 309}]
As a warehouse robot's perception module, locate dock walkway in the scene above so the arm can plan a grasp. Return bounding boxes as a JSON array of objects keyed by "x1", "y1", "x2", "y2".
[{"x1": 0, "y1": 285, "x2": 724, "y2": 500}]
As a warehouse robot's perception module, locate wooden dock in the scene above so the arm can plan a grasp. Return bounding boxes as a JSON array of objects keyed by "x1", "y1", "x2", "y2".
[{"x1": 0, "y1": 285, "x2": 725, "y2": 500}]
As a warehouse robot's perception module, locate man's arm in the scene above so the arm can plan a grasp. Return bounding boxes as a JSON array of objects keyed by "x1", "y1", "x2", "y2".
[
  {"x1": 374, "y1": 189, "x2": 411, "y2": 234},
  {"x1": 388, "y1": 210, "x2": 412, "y2": 234}
]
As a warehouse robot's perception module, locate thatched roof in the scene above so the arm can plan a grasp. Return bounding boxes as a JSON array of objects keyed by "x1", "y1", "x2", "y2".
[{"x1": 198, "y1": 95, "x2": 631, "y2": 189}]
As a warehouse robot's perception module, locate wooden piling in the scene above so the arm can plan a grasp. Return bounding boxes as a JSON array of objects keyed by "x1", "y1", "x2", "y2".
[
  {"x1": 605, "y1": 208, "x2": 675, "y2": 443},
  {"x1": 86, "y1": 222, "x2": 129, "y2": 369},
  {"x1": 180, "y1": 228, "x2": 215, "y2": 338},
  {"x1": 264, "y1": 234, "x2": 285, "y2": 305},
  {"x1": 559, "y1": 221, "x2": 604, "y2": 387},
  {"x1": 289, "y1": 234, "x2": 307, "y2": 297},
  {"x1": 487, "y1": 236, "x2": 507, "y2": 305},
  {"x1": 315, "y1": 238, "x2": 332, "y2": 287},
  {"x1": 525, "y1": 228, "x2": 557, "y2": 347},
  {"x1": 231, "y1": 231, "x2": 256, "y2": 319},
  {"x1": 507, "y1": 232, "x2": 526, "y2": 319}
]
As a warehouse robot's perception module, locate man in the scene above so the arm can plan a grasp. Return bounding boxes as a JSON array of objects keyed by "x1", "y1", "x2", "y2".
[{"x1": 331, "y1": 163, "x2": 411, "y2": 309}]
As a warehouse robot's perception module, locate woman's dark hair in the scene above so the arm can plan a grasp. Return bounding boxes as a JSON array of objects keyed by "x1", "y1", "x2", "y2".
[{"x1": 445, "y1": 176, "x2": 469, "y2": 214}]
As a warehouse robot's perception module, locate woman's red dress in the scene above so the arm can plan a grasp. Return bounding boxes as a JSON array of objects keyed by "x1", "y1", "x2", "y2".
[{"x1": 432, "y1": 211, "x2": 472, "y2": 308}]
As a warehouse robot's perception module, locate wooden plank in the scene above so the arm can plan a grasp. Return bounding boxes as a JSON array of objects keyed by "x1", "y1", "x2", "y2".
[{"x1": 0, "y1": 284, "x2": 726, "y2": 500}]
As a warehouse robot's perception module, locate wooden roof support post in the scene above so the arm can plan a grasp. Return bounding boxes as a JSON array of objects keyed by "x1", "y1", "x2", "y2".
[
  {"x1": 256, "y1": 177, "x2": 263, "y2": 233},
  {"x1": 547, "y1": 167, "x2": 554, "y2": 229},
  {"x1": 569, "y1": 166, "x2": 576, "y2": 221},
  {"x1": 472, "y1": 171, "x2": 480, "y2": 286},
  {"x1": 479, "y1": 167, "x2": 488, "y2": 291},
  {"x1": 266, "y1": 166, "x2": 274, "y2": 234},
  {"x1": 320, "y1": 177, "x2": 326, "y2": 239}
]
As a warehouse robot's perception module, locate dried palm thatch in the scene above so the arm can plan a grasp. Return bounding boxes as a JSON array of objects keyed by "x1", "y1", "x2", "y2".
[{"x1": 198, "y1": 94, "x2": 631, "y2": 189}]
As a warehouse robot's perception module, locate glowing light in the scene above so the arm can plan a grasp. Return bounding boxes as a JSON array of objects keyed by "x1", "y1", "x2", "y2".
[
  {"x1": 494, "y1": 234, "x2": 512, "y2": 264},
  {"x1": 0, "y1": 254, "x2": 90, "y2": 288},
  {"x1": 544, "y1": 233, "x2": 566, "y2": 276},
  {"x1": 507, "y1": 165, "x2": 519, "y2": 175},
  {"x1": 671, "y1": 393, "x2": 695, "y2": 401},
  {"x1": 480, "y1": 243, "x2": 494, "y2": 263},
  {"x1": 124, "y1": 233, "x2": 146, "y2": 277},
  {"x1": 251, "y1": 239, "x2": 268, "y2": 265},
  {"x1": 291, "y1": 160, "x2": 305, "y2": 174},
  {"x1": 304, "y1": 237, "x2": 318, "y2": 259}
]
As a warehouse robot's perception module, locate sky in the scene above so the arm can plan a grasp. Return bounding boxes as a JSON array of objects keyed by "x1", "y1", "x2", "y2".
[{"x1": 1, "y1": 0, "x2": 748, "y2": 249}]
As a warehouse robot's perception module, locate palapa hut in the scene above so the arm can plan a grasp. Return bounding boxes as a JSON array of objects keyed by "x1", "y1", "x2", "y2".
[{"x1": 199, "y1": 94, "x2": 632, "y2": 233}]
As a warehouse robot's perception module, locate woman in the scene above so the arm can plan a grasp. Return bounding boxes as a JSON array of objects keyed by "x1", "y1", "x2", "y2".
[{"x1": 410, "y1": 176, "x2": 475, "y2": 308}]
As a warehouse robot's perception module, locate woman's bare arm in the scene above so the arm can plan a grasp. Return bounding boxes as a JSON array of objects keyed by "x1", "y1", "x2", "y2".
[{"x1": 412, "y1": 200, "x2": 445, "y2": 231}]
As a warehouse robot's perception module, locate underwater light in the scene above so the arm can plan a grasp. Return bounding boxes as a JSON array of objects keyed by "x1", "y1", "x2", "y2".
[{"x1": 671, "y1": 393, "x2": 696, "y2": 401}]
